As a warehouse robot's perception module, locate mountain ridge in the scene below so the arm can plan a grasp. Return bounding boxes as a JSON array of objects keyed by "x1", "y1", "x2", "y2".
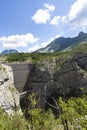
[
  {"x1": 37, "y1": 31, "x2": 87, "y2": 53},
  {"x1": 1, "y1": 49, "x2": 18, "y2": 55}
]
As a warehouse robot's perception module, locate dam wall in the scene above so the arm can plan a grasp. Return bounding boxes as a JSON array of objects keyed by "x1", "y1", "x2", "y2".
[{"x1": 5, "y1": 64, "x2": 34, "y2": 93}]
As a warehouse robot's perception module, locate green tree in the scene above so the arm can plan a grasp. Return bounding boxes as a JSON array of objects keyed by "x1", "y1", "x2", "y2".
[{"x1": 58, "y1": 96, "x2": 87, "y2": 130}]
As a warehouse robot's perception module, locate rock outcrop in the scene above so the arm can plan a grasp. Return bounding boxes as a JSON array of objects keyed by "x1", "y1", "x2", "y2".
[
  {"x1": 1, "y1": 52, "x2": 87, "y2": 113},
  {"x1": 0, "y1": 64, "x2": 22, "y2": 116},
  {"x1": 22, "y1": 52, "x2": 87, "y2": 109}
]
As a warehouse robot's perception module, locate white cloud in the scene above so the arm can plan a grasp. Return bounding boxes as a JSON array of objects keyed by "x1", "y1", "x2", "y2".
[
  {"x1": 32, "y1": 9, "x2": 50, "y2": 24},
  {"x1": 50, "y1": 16, "x2": 61, "y2": 25},
  {"x1": 55, "y1": 34, "x2": 63, "y2": 39},
  {"x1": 28, "y1": 45, "x2": 41, "y2": 52},
  {"x1": 44, "y1": 3, "x2": 55, "y2": 11},
  {"x1": 61, "y1": 16, "x2": 67, "y2": 23},
  {"x1": 0, "y1": 33, "x2": 39, "y2": 49},
  {"x1": 32, "y1": 3, "x2": 55, "y2": 24},
  {"x1": 64, "y1": 0, "x2": 87, "y2": 28},
  {"x1": 41, "y1": 37, "x2": 54, "y2": 48}
]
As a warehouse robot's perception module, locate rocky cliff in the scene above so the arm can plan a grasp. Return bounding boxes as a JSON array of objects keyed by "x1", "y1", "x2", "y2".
[
  {"x1": 1, "y1": 52, "x2": 87, "y2": 113},
  {"x1": 22, "y1": 52, "x2": 87, "y2": 110},
  {"x1": 0, "y1": 64, "x2": 22, "y2": 116}
]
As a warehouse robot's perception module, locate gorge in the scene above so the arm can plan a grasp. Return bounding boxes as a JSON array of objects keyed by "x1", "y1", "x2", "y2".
[{"x1": 0, "y1": 51, "x2": 87, "y2": 114}]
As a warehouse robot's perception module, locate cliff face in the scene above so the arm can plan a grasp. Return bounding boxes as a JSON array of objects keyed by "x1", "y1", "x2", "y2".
[
  {"x1": 1, "y1": 52, "x2": 87, "y2": 112},
  {"x1": 22, "y1": 52, "x2": 87, "y2": 109},
  {"x1": 0, "y1": 64, "x2": 22, "y2": 116}
]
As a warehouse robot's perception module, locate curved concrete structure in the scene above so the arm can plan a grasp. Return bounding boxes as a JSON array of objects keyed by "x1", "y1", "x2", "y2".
[{"x1": 5, "y1": 64, "x2": 34, "y2": 93}]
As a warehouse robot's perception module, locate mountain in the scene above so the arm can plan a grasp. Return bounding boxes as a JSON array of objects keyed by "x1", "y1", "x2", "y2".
[
  {"x1": 1, "y1": 49, "x2": 18, "y2": 55},
  {"x1": 37, "y1": 31, "x2": 87, "y2": 53}
]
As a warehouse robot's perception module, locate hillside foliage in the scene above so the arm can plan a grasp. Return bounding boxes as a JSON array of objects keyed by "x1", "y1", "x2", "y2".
[
  {"x1": 0, "y1": 95, "x2": 87, "y2": 130},
  {"x1": 1, "y1": 43, "x2": 87, "y2": 64}
]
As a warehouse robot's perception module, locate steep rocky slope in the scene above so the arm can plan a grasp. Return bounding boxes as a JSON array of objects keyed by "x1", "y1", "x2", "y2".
[
  {"x1": 22, "y1": 52, "x2": 87, "y2": 109},
  {"x1": 0, "y1": 64, "x2": 22, "y2": 115}
]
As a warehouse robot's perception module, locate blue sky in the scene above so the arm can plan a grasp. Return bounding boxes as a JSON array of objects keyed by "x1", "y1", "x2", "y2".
[{"x1": 0, "y1": 0, "x2": 87, "y2": 52}]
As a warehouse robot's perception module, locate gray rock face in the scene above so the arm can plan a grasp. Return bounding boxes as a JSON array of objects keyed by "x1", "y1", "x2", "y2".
[
  {"x1": 0, "y1": 64, "x2": 22, "y2": 115},
  {"x1": 74, "y1": 52, "x2": 87, "y2": 70},
  {"x1": 54, "y1": 58, "x2": 87, "y2": 97},
  {"x1": 22, "y1": 53, "x2": 87, "y2": 109}
]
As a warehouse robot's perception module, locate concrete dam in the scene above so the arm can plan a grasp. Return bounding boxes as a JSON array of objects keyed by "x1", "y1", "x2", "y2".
[{"x1": 5, "y1": 63, "x2": 34, "y2": 93}]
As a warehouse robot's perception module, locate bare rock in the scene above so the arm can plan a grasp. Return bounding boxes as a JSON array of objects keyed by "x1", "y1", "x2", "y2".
[
  {"x1": 23, "y1": 53, "x2": 87, "y2": 109},
  {"x1": 0, "y1": 64, "x2": 22, "y2": 116}
]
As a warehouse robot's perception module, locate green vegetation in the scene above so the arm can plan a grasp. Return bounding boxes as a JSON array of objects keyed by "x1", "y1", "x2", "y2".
[
  {"x1": 71, "y1": 42, "x2": 87, "y2": 53},
  {"x1": 58, "y1": 96, "x2": 87, "y2": 130},
  {"x1": 1, "y1": 43, "x2": 87, "y2": 64},
  {"x1": 0, "y1": 65, "x2": 6, "y2": 72},
  {"x1": 28, "y1": 93, "x2": 57, "y2": 130},
  {"x1": 0, "y1": 94, "x2": 87, "y2": 130},
  {"x1": 1, "y1": 51, "x2": 71, "y2": 64},
  {"x1": 0, "y1": 108, "x2": 29, "y2": 130},
  {"x1": 8, "y1": 85, "x2": 17, "y2": 93}
]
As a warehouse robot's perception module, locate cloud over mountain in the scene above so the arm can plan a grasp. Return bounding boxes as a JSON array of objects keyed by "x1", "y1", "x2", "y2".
[
  {"x1": 0, "y1": 33, "x2": 39, "y2": 49},
  {"x1": 28, "y1": 45, "x2": 41, "y2": 52}
]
